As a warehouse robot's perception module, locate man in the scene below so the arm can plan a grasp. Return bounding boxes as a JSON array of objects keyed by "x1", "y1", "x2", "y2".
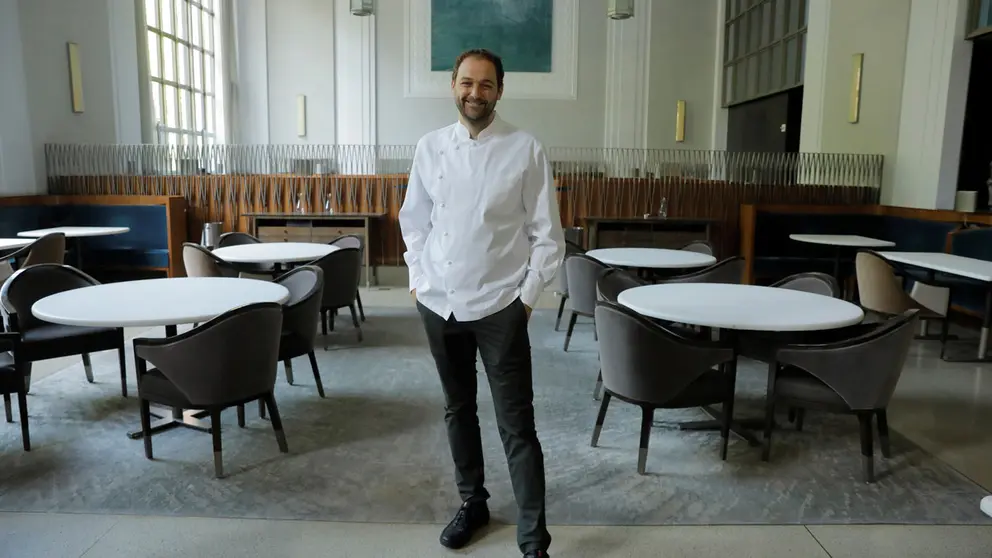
[{"x1": 398, "y1": 48, "x2": 564, "y2": 558}]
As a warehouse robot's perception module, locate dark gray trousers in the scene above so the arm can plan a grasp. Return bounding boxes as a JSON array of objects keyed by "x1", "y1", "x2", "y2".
[{"x1": 417, "y1": 298, "x2": 551, "y2": 553}]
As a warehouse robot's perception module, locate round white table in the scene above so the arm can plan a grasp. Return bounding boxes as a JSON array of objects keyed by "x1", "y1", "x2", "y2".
[
  {"x1": 0, "y1": 238, "x2": 34, "y2": 251},
  {"x1": 585, "y1": 247, "x2": 716, "y2": 269},
  {"x1": 789, "y1": 234, "x2": 895, "y2": 288},
  {"x1": 212, "y1": 242, "x2": 338, "y2": 264},
  {"x1": 18, "y1": 226, "x2": 131, "y2": 238},
  {"x1": 32, "y1": 277, "x2": 290, "y2": 440},
  {"x1": 618, "y1": 283, "x2": 865, "y2": 332}
]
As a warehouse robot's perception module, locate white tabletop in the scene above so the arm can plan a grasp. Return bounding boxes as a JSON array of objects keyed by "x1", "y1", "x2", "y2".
[
  {"x1": 789, "y1": 234, "x2": 895, "y2": 248},
  {"x1": 0, "y1": 238, "x2": 34, "y2": 250},
  {"x1": 31, "y1": 277, "x2": 289, "y2": 328},
  {"x1": 617, "y1": 283, "x2": 865, "y2": 332},
  {"x1": 982, "y1": 495, "x2": 992, "y2": 518},
  {"x1": 212, "y1": 242, "x2": 338, "y2": 264},
  {"x1": 585, "y1": 248, "x2": 716, "y2": 269},
  {"x1": 878, "y1": 251, "x2": 992, "y2": 283},
  {"x1": 18, "y1": 226, "x2": 131, "y2": 238}
]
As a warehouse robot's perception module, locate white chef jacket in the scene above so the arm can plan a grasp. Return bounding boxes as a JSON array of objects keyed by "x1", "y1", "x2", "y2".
[{"x1": 398, "y1": 114, "x2": 565, "y2": 322}]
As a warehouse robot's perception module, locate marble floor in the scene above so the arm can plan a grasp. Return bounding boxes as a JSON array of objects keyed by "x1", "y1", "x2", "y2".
[{"x1": 5, "y1": 286, "x2": 992, "y2": 558}]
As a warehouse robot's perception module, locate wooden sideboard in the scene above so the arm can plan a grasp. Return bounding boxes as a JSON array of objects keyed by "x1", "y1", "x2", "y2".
[
  {"x1": 243, "y1": 211, "x2": 386, "y2": 287},
  {"x1": 582, "y1": 216, "x2": 716, "y2": 252}
]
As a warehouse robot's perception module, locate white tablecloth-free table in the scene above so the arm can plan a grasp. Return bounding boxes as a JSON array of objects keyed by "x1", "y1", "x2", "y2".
[
  {"x1": 212, "y1": 242, "x2": 338, "y2": 264},
  {"x1": 879, "y1": 251, "x2": 992, "y2": 362},
  {"x1": 18, "y1": 226, "x2": 130, "y2": 238},
  {"x1": 789, "y1": 234, "x2": 895, "y2": 248},
  {"x1": 618, "y1": 283, "x2": 864, "y2": 332},
  {"x1": 0, "y1": 238, "x2": 34, "y2": 251},
  {"x1": 32, "y1": 277, "x2": 290, "y2": 440},
  {"x1": 585, "y1": 247, "x2": 716, "y2": 270}
]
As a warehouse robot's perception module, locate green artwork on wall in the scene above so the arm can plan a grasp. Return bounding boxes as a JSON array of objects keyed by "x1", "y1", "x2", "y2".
[{"x1": 430, "y1": 0, "x2": 553, "y2": 74}]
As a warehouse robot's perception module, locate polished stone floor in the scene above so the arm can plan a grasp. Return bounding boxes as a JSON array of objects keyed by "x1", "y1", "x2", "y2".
[{"x1": 3, "y1": 286, "x2": 992, "y2": 557}]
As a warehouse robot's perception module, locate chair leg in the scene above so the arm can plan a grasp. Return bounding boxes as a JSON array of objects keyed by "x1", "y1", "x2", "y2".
[
  {"x1": 321, "y1": 309, "x2": 328, "y2": 336},
  {"x1": 211, "y1": 410, "x2": 224, "y2": 478},
  {"x1": 563, "y1": 312, "x2": 578, "y2": 352},
  {"x1": 140, "y1": 398, "x2": 153, "y2": 459},
  {"x1": 309, "y1": 351, "x2": 325, "y2": 398},
  {"x1": 857, "y1": 411, "x2": 875, "y2": 483},
  {"x1": 356, "y1": 290, "x2": 366, "y2": 322},
  {"x1": 237, "y1": 404, "x2": 245, "y2": 428},
  {"x1": 590, "y1": 392, "x2": 611, "y2": 447},
  {"x1": 554, "y1": 295, "x2": 567, "y2": 331},
  {"x1": 258, "y1": 398, "x2": 267, "y2": 419},
  {"x1": 795, "y1": 408, "x2": 805, "y2": 432},
  {"x1": 592, "y1": 369, "x2": 603, "y2": 400},
  {"x1": 117, "y1": 343, "x2": 128, "y2": 397},
  {"x1": 3, "y1": 393, "x2": 11, "y2": 423},
  {"x1": 284, "y1": 359, "x2": 295, "y2": 385},
  {"x1": 81, "y1": 352, "x2": 94, "y2": 383},
  {"x1": 940, "y1": 310, "x2": 951, "y2": 359},
  {"x1": 637, "y1": 406, "x2": 654, "y2": 475},
  {"x1": 720, "y1": 386, "x2": 736, "y2": 462},
  {"x1": 17, "y1": 390, "x2": 29, "y2": 451},
  {"x1": 593, "y1": 318, "x2": 598, "y2": 341},
  {"x1": 263, "y1": 392, "x2": 289, "y2": 453},
  {"x1": 349, "y1": 303, "x2": 363, "y2": 342},
  {"x1": 762, "y1": 364, "x2": 777, "y2": 462},
  {"x1": 876, "y1": 409, "x2": 891, "y2": 458}
]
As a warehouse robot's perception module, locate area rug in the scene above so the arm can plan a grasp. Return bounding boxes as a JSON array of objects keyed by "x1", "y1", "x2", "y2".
[{"x1": 0, "y1": 307, "x2": 988, "y2": 526}]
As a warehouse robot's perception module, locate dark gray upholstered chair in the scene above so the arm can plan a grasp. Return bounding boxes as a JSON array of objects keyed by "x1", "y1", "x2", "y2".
[
  {"x1": 592, "y1": 301, "x2": 737, "y2": 473},
  {"x1": 660, "y1": 256, "x2": 744, "y2": 285},
  {"x1": 563, "y1": 254, "x2": 610, "y2": 351},
  {"x1": 855, "y1": 250, "x2": 949, "y2": 344},
  {"x1": 0, "y1": 264, "x2": 127, "y2": 396},
  {"x1": 328, "y1": 235, "x2": 366, "y2": 322},
  {"x1": 0, "y1": 333, "x2": 31, "y2": 451},
  {"x1": 309, "y1": 247, "x2": 363, "y2": 343},
  {"x1": 762, "y1": 309, "x2": 919, "y2": 483},
  {"x1": 679, "y1": 240, "x2": 714, "y2": 256},
  {"x1": 554, "y1": 239, "x2": 586, "y2": 331},
  {"x1": 133, "y1": 302, "x2": 288, "y2": 478},
  {"x1": 216, "y1": 232, "x2": 274, "y2": 276},
  {"x1": 593, "y1": 268, "x2": 648, "y2": 400},
  {"x1": 275, "y1": 265, "x2": 325, "y2": 394}
]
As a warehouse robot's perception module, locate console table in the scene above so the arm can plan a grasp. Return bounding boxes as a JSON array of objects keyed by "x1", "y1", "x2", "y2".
[
  {"x1": 582, "y1": 217, "x2": 716, "y2": 251},
  {"x1": 243, "y1": 212, "x2": 385, "y2": 287}
]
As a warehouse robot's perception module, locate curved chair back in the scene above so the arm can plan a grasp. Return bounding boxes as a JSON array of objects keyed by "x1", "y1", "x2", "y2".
[
  {"x1": 309, "y1": 247, "x2": 362, "y2": 309},
  {"x1": 595, "y1": 301, "x2": 734, "y2": 405},
  {"x1": 557, "y1": 240, "x2": 586, "y2": 295},
  {"x1": 855, "y1": 251, "x2": 915, "y2": 315},
  {"x1": 771, "y1": 272, "x2": 840, "y2": 298},
  {"x1": 596, "y1": 268, "x2": 646, "y2": 304},
  {"x1": 565, "y1": 254, "x2": 611, "y2": 315},
  {"x1": 0, "y1": 264, "x2": 99, "y2": 331},
  {"x1": 662, "y1": 256, "x2": 744, "y2": 285},
  {"x1": 134, "y1": 302, "x2": 283, "y2": 406},
  {"x1": 275, "y1": 265, "x2": 324, "y2": 346},
  {"x1": 776, "y1": 309, "x2": 919, "y2": 410},
  {"x1": 217, "y1": 232, "x2": 261, "y2": 248},
  {"x1": 22, "y1": 233, "x2": 67, "y2": 268},
  {"x1": 329, "y1": 234, "x2": 363, "y2": 252},
  {"x1": 183, "y1": 242, "x2": 236, "y2": 278},
  {"x1": 679, "y1": 240, "x2": 714, "y2": 256}
]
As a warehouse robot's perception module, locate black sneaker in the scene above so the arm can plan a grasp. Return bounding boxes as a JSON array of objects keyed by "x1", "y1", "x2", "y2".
[
  {"x1": 523, "y1": 551, "x2": 550, "y2": 558},
  {"x1": 439, "y1": 500, "x2": 490, "y2": 549}
]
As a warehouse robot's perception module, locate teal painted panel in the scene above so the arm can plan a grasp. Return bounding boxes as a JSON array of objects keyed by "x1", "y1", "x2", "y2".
[{"x1": 430, "y1": 0, "x2": 553, "y2": 74}]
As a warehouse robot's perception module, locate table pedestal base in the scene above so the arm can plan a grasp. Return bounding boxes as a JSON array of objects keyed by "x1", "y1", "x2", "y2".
[
  {"x1": 127, "y1": 405, "x2": 211, "y2": 439},
  {"x1": 669, "y1": 405, "x2": 762, "y2": 447}
]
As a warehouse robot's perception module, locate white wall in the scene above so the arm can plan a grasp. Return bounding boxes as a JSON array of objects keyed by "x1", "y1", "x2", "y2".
[
  {"x1": 800, "y1": 0, "x2": 912, "y2": 193},
  {"x1": 646, "y1": 0, "x2": 719, "y2": 150},
  {"x1": 374, "y1": 0, "x2": 608, "y2": 147},
  {"x1": 264, "y1": 0, "x2": 337, "y2": 144},
  {"x1": 231, "y1": 0, "x2": 270, "y2": 144},
  {"x1": 0, "y1": 0, "x2": 37, "y2": 195}
]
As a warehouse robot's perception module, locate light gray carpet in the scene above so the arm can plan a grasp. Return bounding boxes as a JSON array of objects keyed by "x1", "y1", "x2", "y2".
[{"x1": 0, "y1": 308, "x2": 988, "y2": 526}]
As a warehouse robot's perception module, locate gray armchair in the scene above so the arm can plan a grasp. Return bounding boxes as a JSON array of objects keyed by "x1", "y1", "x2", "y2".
[
  {"x1": 563, "y1": 254, "x2": 611, "y2": 351},
  {"x1": 679, "y1": 240, "x2": 714, "y2": 256},
  {"x1": 275, "y1": 265, "x2": 325, "y2": 394},
  {"x1": 592, "y1": 268, "x2": 647, "y2": 400},
  {"x1": 182, "y1": 242, "x2": 240, "y2": 278},
  {"x1": 1, "y1": 264, "x2": 127, "y2": 396},
  {"x1": 554, "y1": 239, "x2": 586, "y2": 331},
  {"x1": 133, "y1": 302, "x2": 288, "y2": 478},
  {"x1": 762, "y1": 309, "x2": 919, "y2": 483},
  {"x1": 592, "y1": 301, "x2": 737, "y2": 473},
  {"x1": 329, "y1": 235, "x2": 366, "y2": 322},
  {"x1": 309, "y1": 247, "x2": 363, "y2": 343},
  {"x1": 660, "y1": 256, "x2": 744, "y2": 285},
  {"x1": 0, "y1": 233, "x2": 66, "y2": 283},
  {"x1": 0, "y1": 332, "x2": 31, "y2": 451}
]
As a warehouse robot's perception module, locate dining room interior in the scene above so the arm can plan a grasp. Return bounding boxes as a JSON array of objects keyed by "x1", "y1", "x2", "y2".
[{"x1": 2, "y1": 0, "x2": 992, "y2": 557}]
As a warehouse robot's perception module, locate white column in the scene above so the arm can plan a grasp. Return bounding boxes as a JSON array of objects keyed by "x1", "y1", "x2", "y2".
[
  {"x1": 798, "y1": 0, "x2": 832, "y2": 154},
  {"x1": 230, "y1": 0, "x2": 270, "y2": 145},
  {"x1": 709, "y1": 0, "x2": 728, "y2": 151},
  {"x1": 0, "y1": 0, "x2": 37, "y2": 193},
  {"x1": 603, "y1": 1, "x2": 652, "y2": 151},
  {"x1": 334, "y1": 0, "x2": 377, "y2": 146},
  {"x1": 108, "y1": 0, "x2": 142, "y2": 145}
]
